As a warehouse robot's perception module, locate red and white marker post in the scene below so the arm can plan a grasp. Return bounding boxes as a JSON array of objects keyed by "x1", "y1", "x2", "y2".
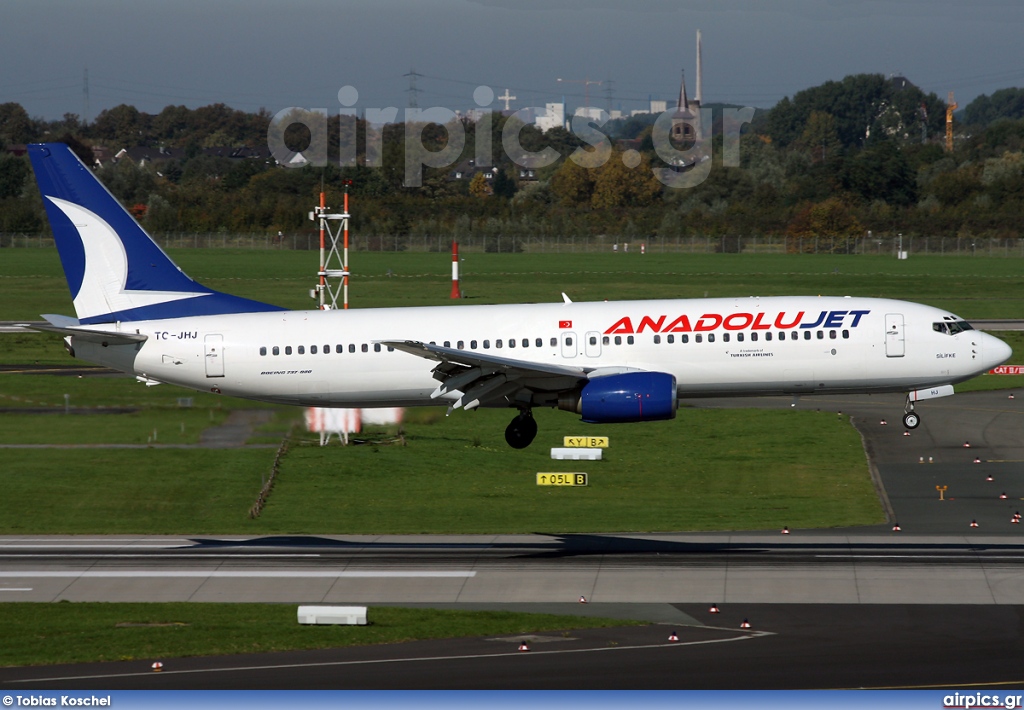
[{"x1": 451, "y1": 241, "x2": 461, "y2": 299}]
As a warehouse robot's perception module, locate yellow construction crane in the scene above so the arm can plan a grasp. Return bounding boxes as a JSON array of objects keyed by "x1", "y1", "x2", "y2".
[{"x1": 946, "y1": 91, "x2": 958, "y2": 152}]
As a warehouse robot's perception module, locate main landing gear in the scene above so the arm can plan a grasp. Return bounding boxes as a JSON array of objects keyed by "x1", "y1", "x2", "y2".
[
  {"x1": 902, "y1": 396, "x2": 920, "y2": 430},
  {"x1": 505, "y1": 410, "x2": 538, "y2": 449}
]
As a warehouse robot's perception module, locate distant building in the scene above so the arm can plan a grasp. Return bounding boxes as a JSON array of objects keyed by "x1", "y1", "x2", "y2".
[
  {"x1": 535, "y1": 102, "x2": 566, "y2": 132},
  {"x1": 650, "y1": 100, "x2": 668, "y2": 114},
  {"x1": 574, "y1": 106, "x2": 604, "y2": 121}
]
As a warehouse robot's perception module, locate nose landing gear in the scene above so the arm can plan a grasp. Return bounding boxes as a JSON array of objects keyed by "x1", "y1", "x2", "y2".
[
  {"x1": 903, "y1": 396, "x2": 920, "y2": 429},
  {"x1": 505, "y1": 410, "x2": 538, "y2": 449}
]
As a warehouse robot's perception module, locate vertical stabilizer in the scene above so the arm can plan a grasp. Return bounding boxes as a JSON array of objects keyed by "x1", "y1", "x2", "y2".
[{"x1": 28, "y1": 143, "x2": 285, "y2": 324}]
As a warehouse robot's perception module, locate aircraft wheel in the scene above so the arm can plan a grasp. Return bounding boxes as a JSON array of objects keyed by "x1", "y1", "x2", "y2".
[
  {"x1": 902, "y1": 412, "x2": 920, "y2": 430},
  {"x1": 504, "y1": 412, "x2": 538, "y2": 449}
]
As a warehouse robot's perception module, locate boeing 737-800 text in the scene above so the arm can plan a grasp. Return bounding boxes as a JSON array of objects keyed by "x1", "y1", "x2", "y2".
[{"x1": 24, "y1": 143, "x2": 1012, "y2": 448}]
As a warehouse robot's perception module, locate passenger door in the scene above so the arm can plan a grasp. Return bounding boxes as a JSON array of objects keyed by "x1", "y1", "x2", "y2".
[
  {"x1": 885, "y1": 314, "x2": 905, "y2": 358},
  {"x1": 205, "y1": 334, "x2": 225, "y2": 377}
]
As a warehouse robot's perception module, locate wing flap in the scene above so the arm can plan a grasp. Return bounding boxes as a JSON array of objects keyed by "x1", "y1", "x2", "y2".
[{"x1": 382, "y1": 340, "x2": 588, "y2": 410}]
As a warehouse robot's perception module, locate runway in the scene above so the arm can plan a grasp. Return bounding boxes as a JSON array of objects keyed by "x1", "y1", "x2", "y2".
[{"x1": 2, "y1": 388, "x2": 1024, "y2": 687}]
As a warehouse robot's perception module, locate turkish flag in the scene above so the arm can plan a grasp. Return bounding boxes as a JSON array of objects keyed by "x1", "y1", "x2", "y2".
[{"x1": 559, "y1": 320, "x2": 572, "y2": 329}]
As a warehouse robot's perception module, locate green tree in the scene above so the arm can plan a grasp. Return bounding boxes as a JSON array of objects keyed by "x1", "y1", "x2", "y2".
[
  {"x1": 0, "y1": 154, "x2": 29, "y2": 200},
  {"x1": 963, "y1": 88, "x2": 1024, "y2": 127},
  {"x1": 841, "y1": 139, "x2": 917, "y2": 206},
  {"x1": 492, "y1": 166, "x2": 516, "y2": 199},
  {"x1": 795, "y1": 111, "x2": 842, "y2": 163},
  {"x1": 469, "y1": 172, "x2": 491, "y2": 197},
  {"x1": 0, "y1": 103, "x2": 37, "y2": 144},
  {"x1": 786, "y1": 197, "x2": 863, "y2": 253},
  {"x1": 591, "y1": 152, "x2": 662, "y2": 208},
  {"x1": 550, "y1": 158, "x2": 594, "y2": 206}
]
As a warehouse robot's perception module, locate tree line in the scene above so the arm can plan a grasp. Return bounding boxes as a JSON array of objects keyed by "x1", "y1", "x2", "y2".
[{"x1": 2, "y1": 80, "x2": 1024, "y2": 252}]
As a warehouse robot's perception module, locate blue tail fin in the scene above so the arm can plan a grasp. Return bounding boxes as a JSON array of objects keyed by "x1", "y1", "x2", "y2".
[{"x1": 28, "y1": 143, "x2": 285, "y2": 325}]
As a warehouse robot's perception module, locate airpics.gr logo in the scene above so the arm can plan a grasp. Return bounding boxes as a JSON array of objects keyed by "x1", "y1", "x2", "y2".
[
  {"x1": 266, "y1": 84, "x2": 755, "y2": 189},
  {"x1": 603, "y1": 310, "x2": 871, "y2": 335}
]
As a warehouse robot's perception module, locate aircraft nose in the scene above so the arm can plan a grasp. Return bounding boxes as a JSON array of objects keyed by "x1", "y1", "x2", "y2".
[{"x1": 983, "y1": 333, "x2": 1012, "y2": 370}]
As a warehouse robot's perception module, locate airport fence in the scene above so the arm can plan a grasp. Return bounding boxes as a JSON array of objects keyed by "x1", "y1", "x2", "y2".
[{"x1": 4, "y1": 231, "x2": 1024, "y2": 257}]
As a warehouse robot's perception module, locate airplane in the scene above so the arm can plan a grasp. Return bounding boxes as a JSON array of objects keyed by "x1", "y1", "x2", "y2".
[{"x1": 23, "y1": 142, "x2": 1013, "y2": 449}]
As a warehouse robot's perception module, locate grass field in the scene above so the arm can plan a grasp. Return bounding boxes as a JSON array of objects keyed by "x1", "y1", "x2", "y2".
[
  {"x1": 2, "y1": 249, "x2": 1022, "y2": 534},
  {"x1": 0, "y1": 603, "x2": 642, "y2": 667}
]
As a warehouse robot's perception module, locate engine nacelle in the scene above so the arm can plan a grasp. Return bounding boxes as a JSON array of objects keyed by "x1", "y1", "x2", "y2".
[{"x1": 558, "y1": 372, "x2": 677, "y2": 423}]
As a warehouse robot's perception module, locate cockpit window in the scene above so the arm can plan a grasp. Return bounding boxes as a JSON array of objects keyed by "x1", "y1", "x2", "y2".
[{"x1": 934, "y1": 320, "x2": 974, "y2": 335}]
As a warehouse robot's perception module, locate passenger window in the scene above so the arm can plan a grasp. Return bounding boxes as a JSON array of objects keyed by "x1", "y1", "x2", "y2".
[
  {"x1": 615, "y1": 336, "x2": 622, "y2": 345},
  {"x1": 803, "y1": 331, "x2": 811, "y2": 340},
  {"x1": 522, "y1": 339, "x2": 529, "y2": 347},
  {"x1": 496, "y1": 339, "x2": 502, "y2": 348},
  {"x1": 299, "y1": 345, "x2": 306, "y2": 354},
  {"x1": 829, "y1": 330, "x2": 836, "y2": 339},
  {"x1": 842, "y1": 330, "x2": 849, "y2": 339},
  {"x1": 708, "y1": 333, "x2": 715, "y2": 343},
  {"x1": 791, "y1": 332, "x2": 798, "y2": 341},
  {"x1": 272, "y1": 346, "x2": 279, "y2": 356},
  {"x1": 682, "y1": 334, "x2": 689, "y2": 343},
  {"x1": 817, "y1": 330, "x2": 824, "y2": 340},
  {"x1": 550, "y1": 337, "x2": 557, "y2": 347},
  {"x1": 471, "y1": 340, "x2": 478, "y2": 349},
  {"x1": 653, "y1": 335, "x2": 661, "y2": 344},
  {"x1": 443, "y1": 341, "x2": 450, "y2": 348},
  {"x1": 737, "y1": 333, "x2": 744, "y2": 342},
  {"x1": 695, "y1": 334, "x2": 703, "y2": 343},
  {"x1": 361, "y1": 344, "x2": 368, "y2": 352},
  {"x1": 536, "y1": 338, "x2": 543, "y2": 347},
  {"x1": 285, "y1": 346, "x2": 292, "y2": 355},
  {"x1": 324, "y1": 344, "x2": 329, "y2": 353},
  {"x1": 387, "y1": 346, "x2": 394, "y2": 352},
  {"x1": 374, "y1": 343, "x2": 381, "y2": 352},
  {"x1": 508, "y1": 339, "x2": 515, "y2": 348},
  {"x1": 565, "y1": 336, "x2": 573, "y2": 347},
  {"x1": 458, "y1": 341, "x2": 465, "y2": 349},
  {"x1": 260, "y1": 346, "x2": 267, "y2": 356},
  {"x1": 336, "y1": 344, "x2": 343, "y2": 353},
  {"x1": 750, "y1": 333, "x2": 758, "y2": 342},
  {"x1": 483, "y1": 340, "x2": 490, "y2": 349},
  {"x1": 603, "y1": 336, "x2": 610, "y2": 345},
  {"x1": 765, "y1": 333, "x2": 772, "y2": 342},
  {"x1": 349, "y1": 344, "x2": 355, "y2": 353},
  {"x1": 723, "y1": 333, "x2": 730, "y2": 343},
  {"x1": 667, "y1": 334, "x2": 674, "y2": 344},
  {"x1": 627, "y1": 335, "x2": 634, "y2": 345},
  {"x1": 310, "y1": 345, "x2": 317, "y2": 354}
]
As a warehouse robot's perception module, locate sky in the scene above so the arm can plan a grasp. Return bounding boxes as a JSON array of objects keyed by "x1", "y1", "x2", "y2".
[{"x1": 2, "y1": 0, "x2": 1023, "y2": 122}]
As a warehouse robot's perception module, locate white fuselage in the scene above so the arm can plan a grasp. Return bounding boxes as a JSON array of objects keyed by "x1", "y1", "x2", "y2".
[{"x1": 70, "y1": 296, "x2": 1009, "y2": 408}]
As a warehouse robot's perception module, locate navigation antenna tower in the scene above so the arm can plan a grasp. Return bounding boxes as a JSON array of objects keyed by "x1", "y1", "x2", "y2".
[{"x1": 310, "y1": 180, "x2": 352, "y2": 310}]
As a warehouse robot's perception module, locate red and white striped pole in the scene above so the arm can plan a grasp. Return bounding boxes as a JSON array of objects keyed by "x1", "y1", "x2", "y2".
[{"x1": 451, "y1": 241, "x2": 461, "y2": 299}]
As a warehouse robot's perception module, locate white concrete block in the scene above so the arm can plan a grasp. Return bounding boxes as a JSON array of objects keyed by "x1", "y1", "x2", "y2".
[
  {"x1": 297, "y1": 605, "x2": 368, "y2": 625},
  {"x1": 550, "y1": 447, "x2": 602, "y2": 460}
]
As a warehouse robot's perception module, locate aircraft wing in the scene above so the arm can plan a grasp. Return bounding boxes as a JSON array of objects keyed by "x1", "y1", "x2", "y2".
[{"x1": 381, "y1": 340, "x2": 587, "y2": 411}]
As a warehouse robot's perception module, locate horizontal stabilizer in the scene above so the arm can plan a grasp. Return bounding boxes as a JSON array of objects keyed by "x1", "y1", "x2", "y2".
[{"x1": 24, "y1": 322, "x2": 148, "y2": 345}]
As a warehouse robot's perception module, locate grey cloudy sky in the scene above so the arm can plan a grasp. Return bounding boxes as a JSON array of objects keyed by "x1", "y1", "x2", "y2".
[{"x1": 2, "y1": 0, "x2": 1022, "y2": 121}]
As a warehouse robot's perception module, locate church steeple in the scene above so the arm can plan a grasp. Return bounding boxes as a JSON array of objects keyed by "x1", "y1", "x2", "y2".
[{"x1": 670, "y1": 30, "x2": 703, "y2": 145}]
